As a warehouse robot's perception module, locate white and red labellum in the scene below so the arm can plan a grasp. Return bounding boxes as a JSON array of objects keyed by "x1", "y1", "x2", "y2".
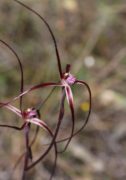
[
  {"x1": 22, "y1": 108, "x2": 39, "y2": 119},
  {"x1": 63, "y1": 73, "x2": 76, "y2": 85}
]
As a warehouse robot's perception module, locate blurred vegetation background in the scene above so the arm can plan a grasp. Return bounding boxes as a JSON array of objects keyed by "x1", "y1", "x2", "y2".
[{"x1": 0, "y1": 0, "x2": 126, "y2": 179}]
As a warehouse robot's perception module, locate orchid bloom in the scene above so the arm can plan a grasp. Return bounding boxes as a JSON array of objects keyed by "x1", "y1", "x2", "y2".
[
  {"x1": 13, "y1": 0, "x2": 92, "y2": 171},
  {"x1": 1, "y1": 103, "x2": 58, "y2": 180},
  {"x1": 0, "y1": 40, "x2": 57, "y2": 180}
]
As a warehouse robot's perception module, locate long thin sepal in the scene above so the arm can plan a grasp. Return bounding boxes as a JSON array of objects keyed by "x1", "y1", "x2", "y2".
[
  {"x1": 0, "y1": 82, "x2": 61, "y2": 109},
  {"x1": 15, "y1": 82, "x2": 61, "y2": 101},
  {"x1": 14, "y1": 0, "x2": 63, "y2": 78},
  {"x1": 0, "y1": 40, "x2": 24, "y2": 111},
  {"x1": 60, "y1": 85, "x2": 75, "y2": 152},
  {"x1": 74, "y1": 80, "x2": 91, "y2": 134}
]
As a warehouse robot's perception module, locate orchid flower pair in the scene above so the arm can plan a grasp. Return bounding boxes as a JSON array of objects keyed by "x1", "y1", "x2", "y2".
[
  {"x1": 0, "y1": 0, "x2": 92, "y2": 179},
  {"x1": 13, "y1": 0, "x2": 91, "y2": 150}
]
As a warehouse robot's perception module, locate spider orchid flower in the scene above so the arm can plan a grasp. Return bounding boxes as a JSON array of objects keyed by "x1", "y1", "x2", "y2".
[
  {"x1": 0, "y1": 40, "x2": 57, "y2": 180},
  {"x1": 0, "y1": 102, "x2": 58, "y2": 179},
  {"x1": 12, "y1": 0, "x2": 92, "y2": 170}
]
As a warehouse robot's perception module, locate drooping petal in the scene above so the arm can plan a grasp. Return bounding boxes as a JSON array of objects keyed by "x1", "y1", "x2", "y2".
[
  {"x1": 26, "y1": 117, "x2": 58, "y2": 159},
  {"x1": 54, "y1": 80, "x2": 91, "y2": 144},
  {"x1": 65, "y1": 85, "x2": 74, "y2": 105},
  {"x1": 60, "y1": 85, "x2": 75, "y2": 152},
  {"x1": 26, "y1": 117, "x2": 52, "y2": 134}
]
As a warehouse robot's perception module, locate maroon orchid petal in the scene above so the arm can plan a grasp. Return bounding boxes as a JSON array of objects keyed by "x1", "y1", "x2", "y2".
[
  {"x1": 14, "y1": 0, "x2": 63, "y2": 79},
  {"x1": 74, "y1": 80, "x2": 92, "y2": 134},
  {"x1": 60, "y1": 85, "x2": 75, "y2": 152},
  {"x1": 0, "y1": 40, "x2": 24, "y2": 112},
  {"x1": 26, "y1": 118, "x2": 52, "y2": 133}
]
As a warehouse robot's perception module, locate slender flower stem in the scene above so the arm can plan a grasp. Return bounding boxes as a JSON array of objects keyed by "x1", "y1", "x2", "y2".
[{"x1": 22, "y1": 124, "x2": 30, "y2": 180}]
